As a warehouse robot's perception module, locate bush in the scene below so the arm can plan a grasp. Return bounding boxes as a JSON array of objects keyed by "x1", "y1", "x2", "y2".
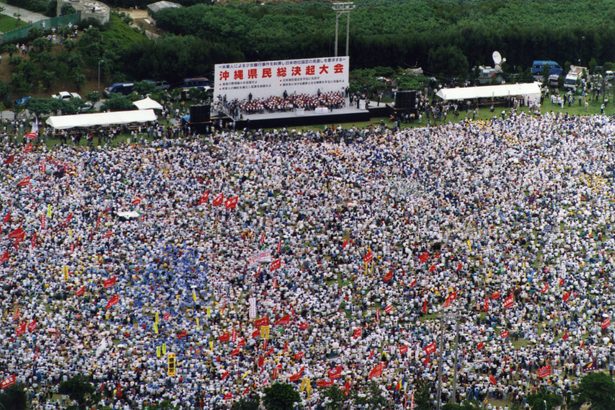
[
  {"x1": 7, "y1": 0, "x2": 49, "y2": 14},
  {"x1": 0, "y1": 383, "x2": 28, "y2": 410},
  {"x1": 526, "y1": 390, "x2": 563, "y2": 410},
  {"x1": 58, "y1": 374, "x2": 96, "y2": 408},
  {"x1": 231, "y1": 394, "x2": 260, "y2": 410},
  {"x1": 263, "y1": 383, "x2": 300, "y2": 410},
  {"x1": 572, "y1": 372, "x2": 615, "y2": 410}
]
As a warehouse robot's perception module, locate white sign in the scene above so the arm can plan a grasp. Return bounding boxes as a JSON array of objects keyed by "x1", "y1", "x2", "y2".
[{"x1": 214, "y1": 56, "x2": 349, "y2": 101}]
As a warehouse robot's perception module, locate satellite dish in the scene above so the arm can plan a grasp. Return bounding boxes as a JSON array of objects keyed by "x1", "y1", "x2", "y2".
[{"x1": 492, "y1": 51, "x2": 502, "y2": 65}]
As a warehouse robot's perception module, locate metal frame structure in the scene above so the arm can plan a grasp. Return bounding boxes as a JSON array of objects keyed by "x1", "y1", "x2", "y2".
[{"x1": 332, "y1": 2, "x2": 355, "y2": 57}]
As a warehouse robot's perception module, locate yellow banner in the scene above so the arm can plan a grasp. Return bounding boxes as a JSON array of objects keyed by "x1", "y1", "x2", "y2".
[
  {"x1": 167, "y1": 353, "x2": 176, "y2": 377},
  {"x1": 260, "y1": 325, "x2": 270, "y2": 340}
]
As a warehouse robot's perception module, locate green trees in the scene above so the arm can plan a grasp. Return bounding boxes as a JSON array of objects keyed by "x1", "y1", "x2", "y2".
[
  {"x1": 58, "y1": 375, "x2": 96, "y2": 409},
  {"x1": 428, "y1": 45, "x2": 469, "y2": 79},
  {"x1": 0, "y1": 383, "x2": 27, "y2": 410},
  {"x1": 572, "y1": 372, "x2": 615, "y2": 410},
  {"x1": 526, "y1": 390, "x2": 563, "y2": 410},
  {"x1": 231, "y1": 394, "x2": 260, "y2": 410},
  {"x1": 263, "y1": 382, "x2": 300, "y2": 410}
]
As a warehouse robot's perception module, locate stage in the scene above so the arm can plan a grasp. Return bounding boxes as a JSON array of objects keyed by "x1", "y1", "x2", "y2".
[{"x1": 212, "y1": 103, "x2": 372, "y2": 129}]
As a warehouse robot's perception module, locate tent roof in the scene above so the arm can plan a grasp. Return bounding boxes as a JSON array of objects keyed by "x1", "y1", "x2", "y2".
[
  {"x1": 133, "y1": 97, "x2": 163, "y2": 110},
  {"x1": 46, "y1": 110, "x2": 157, "y2": 130},
  {"x1": 436, "y1": 83, "x2": 541, "y2": 101}
]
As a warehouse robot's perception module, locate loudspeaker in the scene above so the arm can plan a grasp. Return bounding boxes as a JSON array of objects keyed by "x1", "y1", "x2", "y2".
[
  {"x1": 395, "y1": 90, "x2": 417, "y2": 110},
  {"x1": 190, "y1": 105, "x2": 211, "y2": 123}
]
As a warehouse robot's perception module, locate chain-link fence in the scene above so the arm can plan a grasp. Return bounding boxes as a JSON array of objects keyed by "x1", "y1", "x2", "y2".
[{"x1": 0, "y1": 12, "x2": 81, "y2": 45}]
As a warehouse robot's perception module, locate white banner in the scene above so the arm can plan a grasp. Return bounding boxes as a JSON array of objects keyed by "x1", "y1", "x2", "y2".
[{"x1": 214, "y1": 56, "x2": 349, "y2": 101}]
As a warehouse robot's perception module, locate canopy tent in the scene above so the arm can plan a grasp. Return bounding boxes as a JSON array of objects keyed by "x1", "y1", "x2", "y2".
[
  {"x1": 436, "y1": 83, "x2": 541, "y2": 105},
  {"x1": 46, "y1": 110, "x2": 157, "y2": 130},
  {"x1": 133, "y1": 97, "x2": 163, "y2": 111}
]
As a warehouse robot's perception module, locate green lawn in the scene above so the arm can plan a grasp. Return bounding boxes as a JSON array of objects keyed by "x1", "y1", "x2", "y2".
[{"x1": 0, "y1": 14, "x2": 27, "y2": 33}]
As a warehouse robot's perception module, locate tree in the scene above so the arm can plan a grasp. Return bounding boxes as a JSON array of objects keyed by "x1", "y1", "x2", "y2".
[
  {"x1": 102, "y1": 95, "x2": 134, "y2": 112},
  {"x1": 526, "y1": 390, "x2": 563, "y2": 410},
  {"x1": 263, "y1": 382, "x2": 300, "y2": 410},
  {"x1": 323, "y1": 385, "x2": 345, "y2": 409},
  {"x1": 443, "y1": 401, "x2": 481, "y2": 410},
  {"x1": 572, "y1": 372, "x2": 615, "y2": 410},
  {"x1": 58, "y1": 374, "x2": 96, "y2": 409},
  {"x1": 231, "y1": 394, "x2": 260, "y2": 410},
  {"x1": 352, "y1": 382, "x2": 389, "y2": 409},
  {"x1": 427, "y1": 45, "x2": 469, "y2": 79},
  {"x1": 413, "y1": 378, "x2": 433, "y2": 410},
  {"x1": 0, "y1": 383, "x2": 28, "y2": 410}
]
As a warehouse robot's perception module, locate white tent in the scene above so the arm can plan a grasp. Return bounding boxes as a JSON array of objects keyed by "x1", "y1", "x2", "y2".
[
  {"x1": 46, "y1": 110, "x2": 157, "y2": 130},
  {"x1": 436, "y1": 83, "x2": 541, "y2": 105},
  {"x1": 133, "y1": 97, "x2": 163, "y2": 111}
]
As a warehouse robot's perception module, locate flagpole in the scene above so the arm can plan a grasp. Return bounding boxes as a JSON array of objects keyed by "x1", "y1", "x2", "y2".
[
  {"x1": 436, "y1": 316, "x2": 444, "y2": 410},
  {"x1": 451, "y1": 314, "x2": 460, "y2": 404}
]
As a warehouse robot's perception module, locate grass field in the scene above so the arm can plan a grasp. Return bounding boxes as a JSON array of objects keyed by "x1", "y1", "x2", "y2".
[{"x1": 0, "y1": 14, "x2": 26, "y2": 33}]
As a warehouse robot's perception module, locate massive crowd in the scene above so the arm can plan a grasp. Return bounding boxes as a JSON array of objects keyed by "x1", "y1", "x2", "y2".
[
  {"x1": 0, "y1": 111, "x2": 614, "y2": 409},
  {"x1": 216, "y1": 91, "x2": 347, "y2": 118}
]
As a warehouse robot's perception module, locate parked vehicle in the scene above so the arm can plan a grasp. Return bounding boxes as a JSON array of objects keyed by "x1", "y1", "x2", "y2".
[
  {"x1": 181, "y1": 77, "x2": 211, "y2": 90},
  {"x1": 605, "y1": 70, "x2": 614, "y2": 81},
  {"x1": 52, "y1": 91, "x2": 81, "y2": 101},
  {"x1": 564, "y1": 65, "x2": 587, "y2": 91},
  {"x1": 15, "y1": 96, "x2": 31, "y2": 107},
  {"x1": 531, "y1": 60, "x2": 563, "y2": 78},
  {"x1": 104, "y1": 82, "x2": 135, "y2": 97}
]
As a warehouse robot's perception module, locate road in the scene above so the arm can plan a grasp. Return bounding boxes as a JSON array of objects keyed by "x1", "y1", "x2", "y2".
[{"x1": 0, "y1": 3, "x2": 47, "y2": 24}]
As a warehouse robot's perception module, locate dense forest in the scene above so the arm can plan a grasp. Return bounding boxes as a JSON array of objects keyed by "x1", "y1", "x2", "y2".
[{"x1": 130, "y1": 0, "x2": 615, "y2": 81}]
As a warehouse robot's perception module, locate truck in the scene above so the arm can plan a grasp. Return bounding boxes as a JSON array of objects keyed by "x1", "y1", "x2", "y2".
[
  {"x1": 531, "y1": 60, "x2": 563, "y2": 79},
  {"x1": 564, "y1": 65, "x2": 586, "y2": 91}
]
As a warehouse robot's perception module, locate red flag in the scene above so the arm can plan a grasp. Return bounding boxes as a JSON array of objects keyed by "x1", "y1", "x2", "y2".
[
  {"x1": 23, "y1": 143, "x2": 33, "y2": 153},
  {"x1": 4, "y1": 155, "x2": 15, "y2": 165},
  {"x1": 3, "y1": 211, "x2": 10, "y2": 223},
  {"x1": 409, "y1": 278, "x2": 417, "y2": 288},
  {"x1": 27, "y1": 320, "x2": 37, "y2": 333},
  {"x1": 221, "y1": 370, "x2": 230, "y2": 380},
  {"x1": 399, "y1": 344, "x2": 409, "y2": 355},
  {"x1": 537, "y1": 365, "x2": 552, "y2": 378},
  {"x1": 0, "y1": 250, "x2": 9, "y2": 264},
  {"x1": 177, "y1": 330, "x2": 188, "y2": 339},
  {"x1": 476, "y1": 342, "x2": 485, "y2": 350},
  {"x1": 421, "y1": 300, "x2": 428, "y2": 314},
  {"x1": 288, "y1": 366, "x2": 305, "y2": 382},
  {"x1": 0, "y1": 374, "x2": 16, "y2": 390},
  {"x1": 197, "y1": 190, "x2": 210, "y2": 205},
  {"x1": 212, "y1": 193, "x2": 224, "y2": 206},
  {"x1": 503, "y1": 293, "x2": 514, "y2": 309},
  {"x1": 352, "y1": 327, "x2": 362, "y2": 339},
  {"x1": 343, "y1": 380, "x2": 351, "y2": 396},
  {"x1": 293, "y1": 352, "x2": 304, "y2": 360},
  {"x1": 483, "y1": 297, "x2": 490, "y2": 312},
  {"x1": 8, "y1": 227, "x2": 25, "y2": 241},
  {"x1": 424, "y1": 341, "x2": 437, "y2": 355},
  {"x1": 328, "y1": 365, "x2": 343, "y2": 379},
  {"x1": 602, "y1": 317, "x2": 611, "y2": 330},
  {"x1": 163, "y1": 312, "x2": 170, "y2": 321},
  {"x1": 456, "y1": 261, "x2": 463, "y2": 271},
  {"x1": 16, "y1": 322, "x2": 27, "y2": 337},
  {"x1": 489, "y1": 374, "x2": 497, "y2": 385},
  {"x1": 269, "y1": 258, "x2": 282, "y2": 272},
  {"x1": 501, "y1": 330, "x2": 510, "y2": 339},
  {"x1": 30, "y1": 231, "x2": 37, "y2": 249},
  {"x1": 276, "y1": 240, "x2": 281, "y2": 254},
  {"x1": 342, "y1": 238, "x2": 350, "y2": 249},
  {"x1": 383, "y1": 270, "x2": 393, "y2": 283},
  {"x1": 428, "y1": 264, "x2": 437, "y2": 272},
  {"x1": 131, "y1": 197, "x2": 142, "y2": 206},
  {"x1": 17, "y1": 176, "x2": 31, "y2": 187},
  {"x1": 368, "y1": 362, "x2": 384, "y2": 379},
  {"x1": 105, "y1": 294, "x2": 119, "y2": 310},
  {"x1": 491, "y1": 291, "x2": 501, "y2": 300},
  {"x1": 558, "y1": 278, "x2": 564, "y2": 287},
  {"x1": 540, "y1": 282, "x2": 549, "y2": 293},
  {"x1": 219, "y1": 332, "x2": 231, "y2": 343},
  {"x1": 384, "y1": 304, "x2": 393, "y2": 314},
  {"x1": 363, "y1": 249, "x2": 373, "y2": 263},
  {"x1": 224, "y1": 195, "x2": 239, "y2": 210},
  {"x1": 64, "y1": 212, "x2": 73, "y2": 225},
  {"x1": 103, "y1": 276, "x2": 117, "y2": 288},
  {"x1": 257, "y1": 356, "x2": 265, "y2": 368},
  {"x1": 224, "y1": 392, "x2": 233, "y2": 400},
  {"x1": 75, "y1": 286, "x2": 86, "y2": 297},
  {"x1": 274, "y1": 314, "x2": 291, "y2": 326},
  {"x1": 254, "y1": 317, "x2": 270, "y2": 327},
  {"x1": 563, "y1": 291, "x2": 572, "y2": 302},
  {"x1": 443, "y1": 291, "x2": 456, "y2": 308},
  {"x1": 562, "y1": 331, "x2": 569, "y2": 341},
  {"x1": 230, "y1": 347, "x2": 241, "y2": 356},
  {"x1": 316, "y1": 379, "x2": 334, "y2": 388},
  {"x1": 251, "y1": 328, "x2": 260, "y2": 338},
  {"x1": 418, "y1": 251, "x2": 429, "y2": 263},
  {"x1": 298, "y1": 322, "x2": 309, "y2": 331}
]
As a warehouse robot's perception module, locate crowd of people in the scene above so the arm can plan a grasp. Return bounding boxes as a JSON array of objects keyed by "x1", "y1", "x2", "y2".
[
  {"x1": 215, "y1": 91, "x2": 347, "y2": 118},
  {"x1": 0, "y1": 111, "x2": 614, "y2": 409}
]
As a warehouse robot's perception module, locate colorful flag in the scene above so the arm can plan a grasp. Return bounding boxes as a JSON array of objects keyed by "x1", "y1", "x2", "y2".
[
  {"x1": 16, "y1": 176, "x2": 31, "y2": 187},
  {"x1": 75, "y1": 286, "x2": 86, "y2": 297},
  {"x1": 537, "y1": 365, "x2": 552, "y2": 378},
  {"x1": 363, "y1": 249, "x2": 374, "y2": 264},
  {"x1": 501, "y1": 330, "x2": 510, "y2": 339},
  {"x1": 212, "y1": 193, "x2": 224, "y2": 206},
  {"x1": 352, "y1": 327, "x2": 362, "y2": 339},
  {"x1": 316, "y1": 379, "x2": 334, "y2": 388},
  {"x1": 423, "y1": 341, "x2": 437, "y2": 355},
  {"x1": 368, "y1": 362, "x2": 385, "y2": 380},
  {"x1": 254, "y1": 317, "x2": 270, "y2": 327},
  {"x1": 274, "y1": 314, "x2": 291, "y2": 326},
  {"x1": 269, "y1": 259, "x2": 282, "y2": 272},
  {"x1": 27, "y1": 320, "x2": 37, "y2": 333},
  {"x1": 383, "y1": 270, "x2": 393, "y2": 283},
  {"x1": 15, "y1": 322, "x2": 27, "y2": 337},
  {"x1": 103, "y1": 276, "x2": 117, "y2": 288},
  {"x1": 328, "y1": 365, "x2": 343, "y2": 379},
  {"x1": 489, "y1": 374, "x2": 497, "y2": 385},
  {"x1": 421, "y1": 300, "x2": 428, "y2": 314},
  {"x1": 476, "y1": 342, "x2": 485, "y2": 350},
  {"x1": 601, "y1": 317, "x2": 611, "y2": 330},
  {"x1": 540, "y1": 282, "x2": 549, "y2": 293},
  {"x1": 563, "y1": 291, "x2": 572, "y2": 302},
  {"x1": 503, "y1": 293, "x2": 515, "y2": 309},
  {"x1": 197, "y1": 190, "x2": 210, "y2": 205},
  {"x1": 289, "y1": 367, "x2": 305, "y2": 382},
  {"x1": 399, "y1": 344, "x2": 409, "y2": 356},
  {"x1": 384, "y1": 304, "x2": 393, "y2": 314},
  {"x1": 224, "y1": 195, "x2": 239, "y2": 210},
  {"x1": 418, "y1": 251, "x2": 429, "y2": 264},
  {"x1": 105, "y1": 295, "x2": 119, "y2": 310},
  {"x1": 0, "y1": 374, "x2": 16, "y2": 390}
]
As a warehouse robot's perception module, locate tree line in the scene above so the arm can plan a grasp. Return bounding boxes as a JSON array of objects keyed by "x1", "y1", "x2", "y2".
[{"x1": 137, "y1": 0, "x2": 615, "y2": 81}]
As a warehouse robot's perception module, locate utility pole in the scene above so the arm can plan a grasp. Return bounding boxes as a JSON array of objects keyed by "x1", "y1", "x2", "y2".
[
  {"x1": 451, "y1": 314, "x2": 460, "y2": 404},
  {"x1": 436, "y1": 316, "x2": 445, "y2": 410},
  {"x1": 436, "y1": 311, "x2": 460, "y2": 409},
  {"x1": 332, "y1": 2, "x2": 355, "y2": 57}
]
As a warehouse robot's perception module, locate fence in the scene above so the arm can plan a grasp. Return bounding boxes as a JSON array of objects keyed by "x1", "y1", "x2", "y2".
[{"x1": 0, "y1": 12, "x2": 81, "y2": 45}]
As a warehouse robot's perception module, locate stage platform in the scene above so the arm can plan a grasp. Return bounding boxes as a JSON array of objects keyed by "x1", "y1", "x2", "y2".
[{"x1": 233, "y1": 106, "x2": 370, "y2": 129}]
